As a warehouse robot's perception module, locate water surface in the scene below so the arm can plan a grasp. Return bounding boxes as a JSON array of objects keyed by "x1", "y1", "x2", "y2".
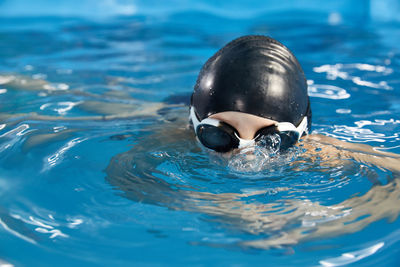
[{"x1": 1, "y1": 2, "x2": 400, "y2": 266}]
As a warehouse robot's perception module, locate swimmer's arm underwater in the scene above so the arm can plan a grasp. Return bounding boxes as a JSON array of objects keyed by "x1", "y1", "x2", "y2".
[
  {"x1": 304, "y1": 134, "x2": 400, "y2": 173},
  {"x1": 0, "y1": 74, "x2": 179, "y2": 123}
]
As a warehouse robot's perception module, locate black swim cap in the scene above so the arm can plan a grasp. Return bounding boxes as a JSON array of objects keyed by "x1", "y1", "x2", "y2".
[{"x1": 191, "y1": 35, "x2": 311, "y2": 129}]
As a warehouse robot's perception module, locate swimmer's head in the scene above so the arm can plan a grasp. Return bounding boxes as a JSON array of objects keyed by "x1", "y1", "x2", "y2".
[{"x1": 190, "y1": 35, "x2": 312, "y2": 153}]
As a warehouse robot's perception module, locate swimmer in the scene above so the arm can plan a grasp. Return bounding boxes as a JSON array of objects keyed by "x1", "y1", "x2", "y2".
[
  {"x1": 190, "y1": 35, "x2": 309, "y2": 154},
  {"x1": 2, "y1": 34, "x2": 399, "y2": 251},
  {"x1": 105, "y1": 36, "x2": 400, "y2": 250},
  {"x1": 3, "y1": 35, "x2": 398, "y2": 249},
  {"x1": 189, "y1": 35, "x2": 400, "y2": 171}
]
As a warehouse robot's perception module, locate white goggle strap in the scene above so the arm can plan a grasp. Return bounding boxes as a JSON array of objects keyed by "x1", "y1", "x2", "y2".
[
  {"x1": 189, "y1": 106, "x2": 200, "y2": 134},
  {"x1": 297, "y1": 116, "x2": 308, "y2": 137},
  {"x1": 190, "y1": 106, "x2": 221, "y2": 133}
]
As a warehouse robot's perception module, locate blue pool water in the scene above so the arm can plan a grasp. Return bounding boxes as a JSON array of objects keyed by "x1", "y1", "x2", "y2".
[{"x1": 1, "y1": 1, "x2": 400, "y2": 266}]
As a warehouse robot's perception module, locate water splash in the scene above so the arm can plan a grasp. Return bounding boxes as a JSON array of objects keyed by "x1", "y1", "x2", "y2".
[
  {"x1": 227, "y1": 134, "x2": 282, "y2": 172},
  {"x1": 226, "y1": 134, "x2": 305, "y2": 174}
]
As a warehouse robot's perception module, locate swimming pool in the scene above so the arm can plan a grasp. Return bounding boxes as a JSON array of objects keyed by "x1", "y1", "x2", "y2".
[{"x1": 1, "y1": 0, "x2": 400, "y2": 266}]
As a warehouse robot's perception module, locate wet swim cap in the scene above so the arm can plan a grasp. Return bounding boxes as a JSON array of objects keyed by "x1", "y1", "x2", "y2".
[{"x1": 191, "y1": 35, "x2": 311, "y2": 130}]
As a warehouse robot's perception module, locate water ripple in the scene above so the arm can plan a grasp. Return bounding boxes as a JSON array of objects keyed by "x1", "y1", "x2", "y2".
[
  {"x1": 0, "y1": 6, "x2": 400, "y2": 266},
  {"x1": 0, "y1": 124, "x2": 32, "y2": 152},
  {"x1": 104, "y1": 117, "x2": 400, "y2": 252},
  {"x1": 319, "y1": 242, "x2": 384, "y2": 266},
  {"x1": 313, "y1": 63, "x2": 393, "y2": 90},
  {"x1": 40, "y1": 101, "x2": 83, "y2": 116},
  {"x1": 308, "y1": 80, "x2": 350, "y2": 100},
  {"x1": 0, "y1": 217, "x2": 37, "y2": 244},
  {"x1": 316, "y1": 119, "x2": 400, "y2": 145},
  {"x1": 42, "y1": 137, "x2": 87, "y2": 172}
]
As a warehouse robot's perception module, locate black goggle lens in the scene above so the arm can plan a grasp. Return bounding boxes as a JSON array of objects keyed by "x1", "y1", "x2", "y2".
[{"x1": 196, "y1": 124, "x2": 238, "y2": 152}]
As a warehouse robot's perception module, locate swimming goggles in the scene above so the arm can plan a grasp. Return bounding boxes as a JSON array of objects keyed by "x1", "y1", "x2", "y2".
[{"x1": 190, "y1": 106, "x2": 308, "y2": 153}]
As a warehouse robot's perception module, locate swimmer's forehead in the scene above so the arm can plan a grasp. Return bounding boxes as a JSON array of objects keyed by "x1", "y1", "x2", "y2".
[
  {"x1": 210, "y1": 111, "x2": 277, "y2": 140},
  {"x1": 210, "y1": 111, "x2": 277, "y2": 125}
]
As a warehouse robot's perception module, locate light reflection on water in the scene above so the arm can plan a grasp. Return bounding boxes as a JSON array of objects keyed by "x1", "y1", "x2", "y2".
[
  {"x1": 314, "y1": 118, "x2": 400, "y2": 149},
  {"x1": 0, "y1": 7, "x2": 400, "y2": 267}
]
